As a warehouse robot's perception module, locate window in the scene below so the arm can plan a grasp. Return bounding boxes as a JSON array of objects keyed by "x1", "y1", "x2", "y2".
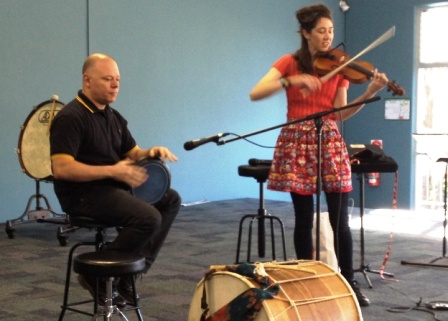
[{"x1": 414, "y1": 4, "x2": 448, "y2": 210}]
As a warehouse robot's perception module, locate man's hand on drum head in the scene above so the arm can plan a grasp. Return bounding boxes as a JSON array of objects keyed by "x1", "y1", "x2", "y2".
[
  {"x1": 114, "y1": 158, "x2": 149, "y2": 188},
  {"x1": 148, "y1": 146, "x2": 178, "y2": 162}
]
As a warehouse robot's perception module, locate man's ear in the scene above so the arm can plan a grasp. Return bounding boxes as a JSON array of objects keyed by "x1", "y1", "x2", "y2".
[{"x1": 83, "y1": 73, "x2": 90, "y2": 88}]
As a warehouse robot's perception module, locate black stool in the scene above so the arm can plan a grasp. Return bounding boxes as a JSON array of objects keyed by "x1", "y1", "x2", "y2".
[
  {"x1": 58, "y1": 217, "x2": 129, "y2": 320},
  {"x1": 236, "y1": 159, "x2": 287, "y2": 263},
  {"x1": 72, "y1": 251, "x2": 145, "y2": 321}
]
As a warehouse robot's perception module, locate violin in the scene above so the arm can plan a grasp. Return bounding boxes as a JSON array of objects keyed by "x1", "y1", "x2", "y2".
[{"x1": 313, "y1": 47, "x2": 405, "y2": 96}]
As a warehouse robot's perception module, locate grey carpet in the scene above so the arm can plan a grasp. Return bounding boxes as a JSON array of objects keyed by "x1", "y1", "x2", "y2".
[{"x1": 1, "y1": 198, "x2": 448, "y2": 320}]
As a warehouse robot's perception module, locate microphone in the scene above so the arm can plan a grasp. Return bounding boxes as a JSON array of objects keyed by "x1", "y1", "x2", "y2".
[{"x1": 184, "y1": 132, "x2": 229, "y2": 151}]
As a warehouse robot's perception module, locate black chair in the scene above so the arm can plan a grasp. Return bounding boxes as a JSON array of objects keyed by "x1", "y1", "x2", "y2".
[{"x1": 235, "y1": 159, "x2": 287, "y2": 263}]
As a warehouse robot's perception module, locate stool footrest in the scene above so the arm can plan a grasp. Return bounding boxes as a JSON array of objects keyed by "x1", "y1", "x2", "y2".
[{"x1": 236, "y1": 212, "x2": 287, "y2": 264}]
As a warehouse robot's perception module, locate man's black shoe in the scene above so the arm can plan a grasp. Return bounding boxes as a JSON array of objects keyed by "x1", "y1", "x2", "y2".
[
  {"x1": 350, "y1": 280, "x2": 370, "y2": 307},
  {"x1": 117, "y1": 275, "x2": 140, "y2": 304},
  {"x1": 77, "y1": 274, "x2": 127, "y2": 308}
]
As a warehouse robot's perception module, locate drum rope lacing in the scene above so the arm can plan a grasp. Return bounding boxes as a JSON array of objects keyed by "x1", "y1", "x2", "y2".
[
  {"x1": 259, "y1": 262, "x2": 358, "y2": 320},
  {"x1": 268, "y1": 293, "x2": 358, "y2": 321},
  {"x1": 270, "y1": 272, "x2": 355, "y2": 302}
]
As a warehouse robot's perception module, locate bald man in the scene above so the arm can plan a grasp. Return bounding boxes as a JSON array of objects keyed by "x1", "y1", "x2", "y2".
[{"x1": 50, "y1": 53, "x2": 181, "y2": 307}]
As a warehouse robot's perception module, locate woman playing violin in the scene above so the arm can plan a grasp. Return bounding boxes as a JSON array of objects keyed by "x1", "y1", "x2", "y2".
[{"x1": 250, "y1": 3, "x2": 388, "y2": 307}]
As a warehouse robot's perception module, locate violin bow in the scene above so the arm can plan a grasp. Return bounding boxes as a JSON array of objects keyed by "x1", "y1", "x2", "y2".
[
  {"x1": 321, "y1": 26, "x2": 396, "y2": 82},
  {"x1": 301, "y1": 26, "x2": 396, "y2": 96}
]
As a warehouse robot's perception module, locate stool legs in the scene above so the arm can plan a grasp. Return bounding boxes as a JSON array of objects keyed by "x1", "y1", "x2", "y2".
[
  {"x1": 59, "y1": 228, "x2": 106, "y2": 321},
  {"x1": 235, "y1": 181, "x2": 287, "y2": 263},
  {"x1": 59, "y1": 242, "x2": 96, "y2": 321},
  {"x1": 129, "y1": 277, "x2": 144, "y2": 320},
  {"x1": 257, "y1": 183, "x2": 266, "y2": 257}
]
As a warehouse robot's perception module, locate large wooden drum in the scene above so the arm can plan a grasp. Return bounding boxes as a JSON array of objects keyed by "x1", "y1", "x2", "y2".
[{"x1": 188, "y1": 260, "x2": 362, "y2": 321}]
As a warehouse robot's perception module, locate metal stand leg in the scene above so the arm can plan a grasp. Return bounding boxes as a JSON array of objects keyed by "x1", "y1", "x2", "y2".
[
  {"x1": 354, "y1": 173, "x2": 394, "y2": 288},
  {"x1": 401, "y1": 161, "x2": 448, "y2": 267},
  {"x1": 98, "y1": 277, "x2": 129, "y2": 321},
  {"x1": 5, "y1": 179, "x2": 66, "y2": 238}
]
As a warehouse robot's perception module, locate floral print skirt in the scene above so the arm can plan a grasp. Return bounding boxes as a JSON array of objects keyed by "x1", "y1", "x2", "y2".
[{"x1": 267, "y1": 119, "x2": 353, "y2": 195}]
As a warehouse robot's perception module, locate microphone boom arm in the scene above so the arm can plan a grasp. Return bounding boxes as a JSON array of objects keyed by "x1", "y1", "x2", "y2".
[{"x1": 217, "y1": 96, "x2": 381, "y2": 146}]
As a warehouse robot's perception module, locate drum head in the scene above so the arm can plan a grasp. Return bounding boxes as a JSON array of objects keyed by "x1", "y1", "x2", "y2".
[
  {"x1": 132, "y1": 158, "x2": 171, "y2": 204},
  {"x1": 17, "y1": 99, "x2": 64, "y2": 180}
]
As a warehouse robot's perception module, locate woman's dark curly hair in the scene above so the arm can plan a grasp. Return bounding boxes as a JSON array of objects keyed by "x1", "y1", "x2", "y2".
[{"x1": 293, "y1": 3, "x2": 332, "y2": 74}]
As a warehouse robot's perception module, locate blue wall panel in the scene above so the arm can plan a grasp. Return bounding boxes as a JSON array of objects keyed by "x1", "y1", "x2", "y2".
[{"x1": 0, "y1": 1, "x2": 87, "y2": 222}]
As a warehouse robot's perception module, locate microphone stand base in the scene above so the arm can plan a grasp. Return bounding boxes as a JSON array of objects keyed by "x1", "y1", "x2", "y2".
[{"x1": 401, "y1": 256, "x2": 448, "y2": 268}]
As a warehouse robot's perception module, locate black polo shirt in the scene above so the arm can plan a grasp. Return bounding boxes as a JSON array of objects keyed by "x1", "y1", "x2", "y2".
[{"x1": 50, "y1": 91, "x2": 137, "y2": 196}]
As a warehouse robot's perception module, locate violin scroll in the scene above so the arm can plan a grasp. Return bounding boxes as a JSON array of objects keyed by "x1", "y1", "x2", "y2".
[{"x1": 387, "y1": 80, "x2": 405, "y2": 96}]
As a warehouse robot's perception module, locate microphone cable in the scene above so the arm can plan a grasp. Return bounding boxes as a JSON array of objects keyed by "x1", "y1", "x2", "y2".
[
  {"x1": 222, "y1": 133, "x2": 278, "y2": 149},
  {"x1": 386, "y1": 297, "x2": 444, "y2": 321}
]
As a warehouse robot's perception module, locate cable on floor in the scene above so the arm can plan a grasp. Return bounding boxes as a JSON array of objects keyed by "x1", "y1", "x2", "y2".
[{"x1": 387, "y1": 297, "x2": 447, "y2": 321}]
